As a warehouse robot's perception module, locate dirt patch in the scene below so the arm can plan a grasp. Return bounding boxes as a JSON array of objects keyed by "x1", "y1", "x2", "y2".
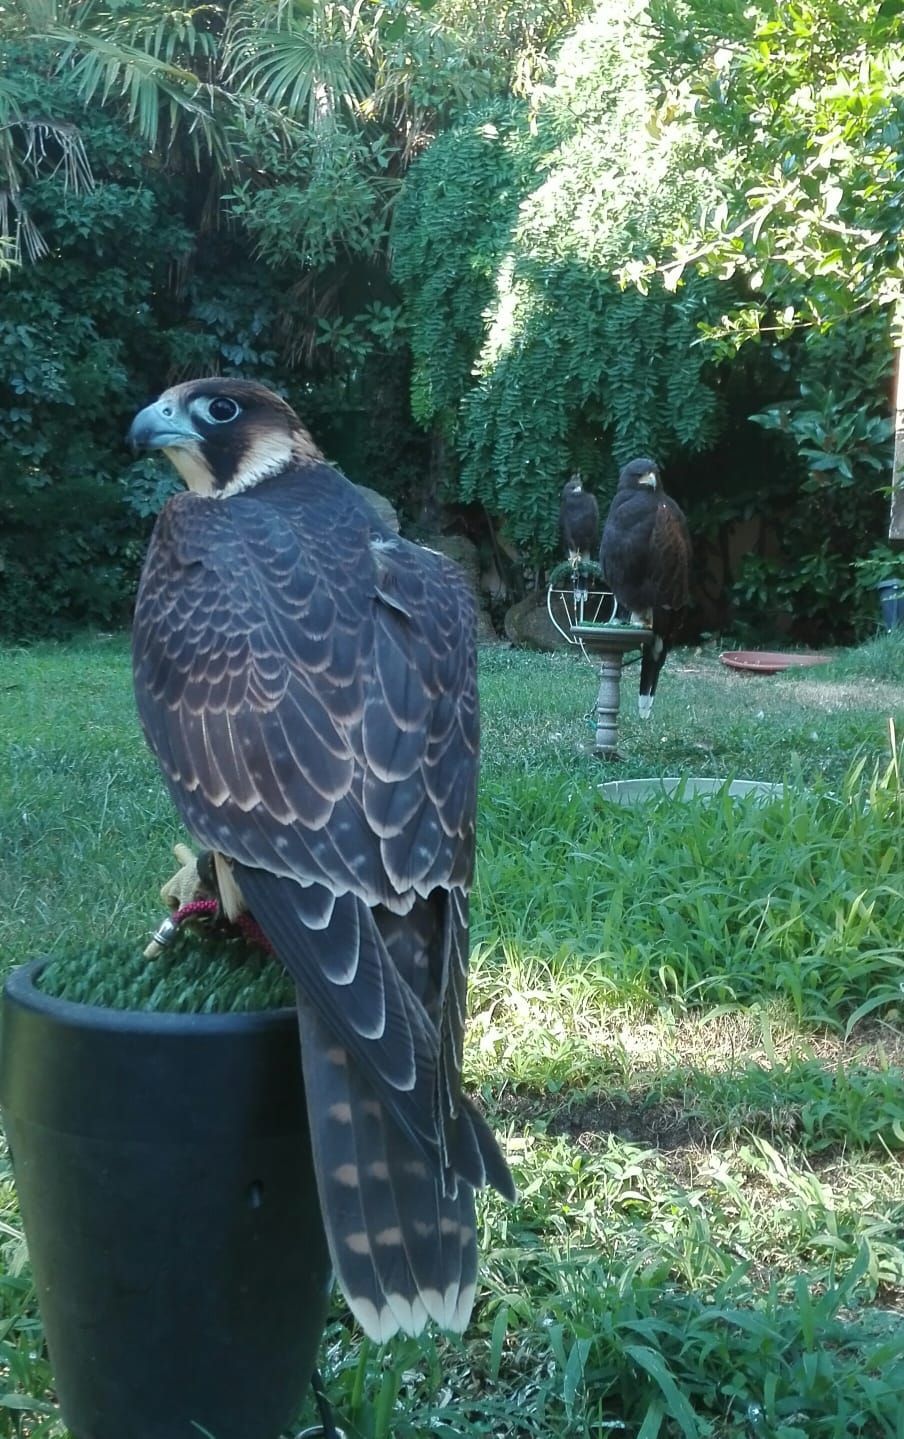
[
  {"x1": 496, "y1": 1089, "x2": 709, "y2": 1153},
  {"x1": 775, "y1": 677, "x2": 904, "y2": 713},
  {"x1": 552, "y1": 1008, "x2": 904, "y2": 1078},
  {"x1": 492, "y1": 1050, "x2": 904, "y2": 1164},
  {"x1": 553, "y1": 1094, "x2": 708, "y2": 1151}
]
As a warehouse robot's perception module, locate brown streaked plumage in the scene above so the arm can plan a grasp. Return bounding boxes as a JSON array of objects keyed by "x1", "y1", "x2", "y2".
[
  {"x1": 599, "y1": 457, "x2": 692, "y2": 719},
  {"x1": 128, "y1": 378, "x2": 514, "y2": 1342}
]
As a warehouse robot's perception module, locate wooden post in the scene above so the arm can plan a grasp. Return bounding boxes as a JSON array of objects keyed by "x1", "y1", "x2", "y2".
[{"x1": 891, "y1": 339, "x2": 904, "y2": 541}]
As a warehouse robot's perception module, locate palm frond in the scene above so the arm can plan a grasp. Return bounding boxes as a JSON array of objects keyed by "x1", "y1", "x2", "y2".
[
  {"x1": 0, "y1": 186, "x2": 51, "y2": 264},
  {"x1": 14, "y1": 116, "x2": 94, "y2": 191},
  {"x1": 138, "y1": 7, "x2": 220, "y2": 67},
  {"x1": 45, "y1": 25, "x2": 234, "y2": 168},
  {"x1": 0, "y1": 73, "x2": 30, "y2": 126},
  {"x1": 224, "y1": 14, "x2": 371, "y2": 125},
  {"x1": 0, "y1": 190, "x2": 20, "y2": 265},
  {"x1": 0, "y1": 111, "x2": 93, "y2": 266},
  {"x1": 15, "y1": 0, "x2": 60, "y2": 26},
  {"x1": 16, "y1": 203, "x2": 51, "y2": 261}
]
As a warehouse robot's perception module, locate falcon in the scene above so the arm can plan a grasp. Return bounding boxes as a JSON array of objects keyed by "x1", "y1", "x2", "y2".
[
  {"x1": 128, "y1": 377, "x2": 514, "y2": 1342},
  {"x1": 600, "y1": 457, "x2": 692, "y2": 719},
  {"x1": 559, "y1": 474, "x2": 599, "y2": 561}
]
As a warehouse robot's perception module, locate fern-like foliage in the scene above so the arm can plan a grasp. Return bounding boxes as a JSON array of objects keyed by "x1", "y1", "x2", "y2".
[{"x1": 392, "y1": 0, "x2": 724, "y2": 559}]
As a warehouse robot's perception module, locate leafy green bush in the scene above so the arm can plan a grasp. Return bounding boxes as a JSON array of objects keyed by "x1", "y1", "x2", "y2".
[
  {"x1": 392, "y1": 1, "x2": 725, "y2": 560},
  {"x1": 0, "y1": 65, "x2": 181, "y2": 633},
  {"x1": 393, "y1": 0, "x2": 899, "y2": 635},
  {"x1": 728, "y1": 318, "x2": 895, "y2": 642},
  {"x1": 2, "y1": 4, "x2": 898, "y2": 645},
  {"x1": 0, "y1": 53, "x2": 429, "y2": 638}
]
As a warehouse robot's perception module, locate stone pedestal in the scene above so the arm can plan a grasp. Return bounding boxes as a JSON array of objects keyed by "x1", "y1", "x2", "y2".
[{"x1": 571, "y1": 623, "x2": 653, "y2": 758}]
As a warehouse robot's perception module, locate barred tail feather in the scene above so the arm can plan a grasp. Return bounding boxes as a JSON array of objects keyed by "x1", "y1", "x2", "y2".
[
  {"x1": 297, "y1": 996, "x2": 480, "y2": 1341},
  {"x1": 452, "y1": 1097, "x2": 517, "y2": 1203}
]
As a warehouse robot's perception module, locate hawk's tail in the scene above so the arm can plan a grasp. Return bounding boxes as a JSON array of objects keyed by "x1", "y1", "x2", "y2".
[
  {"x1": 639, "y1": 633, "x2": 667, "y2": 719},
  {"x1": 640, "y1": 600, "x2": 687, "y2": 719},
  {"x1": 297, "y1": 999, "x2": 484, "y2": 1342}
]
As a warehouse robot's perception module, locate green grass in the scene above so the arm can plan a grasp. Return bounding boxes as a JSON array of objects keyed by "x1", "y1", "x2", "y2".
[
  {"x1": 1, "y1": 631, "x2": 903, "y2": 1438},
  {"x1": 805, "y1": 627, "x2": 904, "y2": 683},
  {"x1": 477, "y1": 633, "x2": 903, "y2": 786},
  {"x1": 474, "y1": 766, "x2": 903, "y2": 1030}
]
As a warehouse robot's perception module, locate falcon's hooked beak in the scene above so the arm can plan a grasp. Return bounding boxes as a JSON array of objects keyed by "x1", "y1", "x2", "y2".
[
  {"x1": 637, "y1": 471, "x2": 658, "y2": 489},
  {"x1": 128, "y1": 399, "x2": 200, "y2": 452},
  {"x1": 127, "y1": 393, "x2": 218, "y2": 496}
]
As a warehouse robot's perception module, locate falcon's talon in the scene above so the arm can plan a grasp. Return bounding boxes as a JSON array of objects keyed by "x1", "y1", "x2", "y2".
[{"x1": 159, "y1": 842, "x2": 217, "y2": 911}]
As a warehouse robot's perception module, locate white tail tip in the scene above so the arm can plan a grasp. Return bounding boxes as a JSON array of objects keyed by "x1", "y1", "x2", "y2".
[{"x1": 638, "y1": 694, "x2": 654, "y2": 720}]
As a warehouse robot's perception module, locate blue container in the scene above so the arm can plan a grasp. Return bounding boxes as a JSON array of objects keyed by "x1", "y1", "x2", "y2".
[{"x1": 876, "y1": 578, "x2": 904, "y2": 630}]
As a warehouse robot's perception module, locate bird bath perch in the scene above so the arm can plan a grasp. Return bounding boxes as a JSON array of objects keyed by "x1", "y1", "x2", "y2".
[{"x1": 547, "y1": 562, "x2": 653, "y2": 757}]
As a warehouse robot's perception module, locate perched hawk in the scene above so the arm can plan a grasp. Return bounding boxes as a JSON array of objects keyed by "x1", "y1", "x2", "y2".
[
  {"x1": 128, "y1": 378, "x2": 514, "y2": 1342},
  {"x1": 600, "y1": 457, "x2": 692, "y2": 719},
  {"x1": 559, "y1": 475, "x2": 600, "y2": 561}
]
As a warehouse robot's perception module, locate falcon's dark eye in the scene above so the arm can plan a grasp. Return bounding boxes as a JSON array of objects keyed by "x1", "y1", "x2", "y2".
[{"x1": 206, "y1": 397, "x2": 240, "y2": 424}]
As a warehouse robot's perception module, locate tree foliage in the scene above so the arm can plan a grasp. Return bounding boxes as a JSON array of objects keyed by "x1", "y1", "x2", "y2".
[
  {"x1": 729, "y1": 312, "x2": 894, "y2": 639},
  {"x1": 392, "y1": 0, "x2": 725, "y2": 557},
  {"x1": 0, "y1": 52, "x2": 425, "y2": 637},
  {"x1": 2, "y1": 0, "x2": 899, "y2": 641},
  {"x1": 644, "y1": 0, "x2": 904, "y2": 346},
  {"x1": 635, "y1": 0, "x2": 903, "y2": 635}
]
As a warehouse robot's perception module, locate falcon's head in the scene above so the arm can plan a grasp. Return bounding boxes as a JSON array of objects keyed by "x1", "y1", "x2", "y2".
[
  {"x1": 618, "y1": 458, "x2": 660, "y2": 492},
  {"x1": 561, "y1": 474, "x2": 584, "y2": 497},
  {"x1": 128, "y1": 378, "x2": 322, "y2": 497}
]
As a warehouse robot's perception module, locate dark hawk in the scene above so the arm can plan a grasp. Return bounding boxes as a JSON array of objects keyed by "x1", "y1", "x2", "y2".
[
  {"x1": 128, "y1": 377, "x2": 514, "y2": 1342},
  {"x1": 600, "y1": 457, "x2": 692, "y2": 720},
  {"x1": 559, "y1": 475, "x2": 600, "y2": 561}
]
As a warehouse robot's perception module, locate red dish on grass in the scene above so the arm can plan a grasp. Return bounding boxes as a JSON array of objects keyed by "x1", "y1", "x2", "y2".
[{"x1": 720, "y1": 650, "x2": 832, "y2": 675}]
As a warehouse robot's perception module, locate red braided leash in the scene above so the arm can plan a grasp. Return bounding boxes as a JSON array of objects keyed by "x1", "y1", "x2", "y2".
[{"x1": 167, "y1": 898, "x2": 275, "y2": 953}]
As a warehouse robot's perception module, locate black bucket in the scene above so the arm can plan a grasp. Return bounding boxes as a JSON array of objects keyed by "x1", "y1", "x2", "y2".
[
  {"x1": 0, "y1": 959, "x2": 332, "y2": 1439},
  {"x1": 876, "y1": 577, "x2": 904, "y2": 630}
]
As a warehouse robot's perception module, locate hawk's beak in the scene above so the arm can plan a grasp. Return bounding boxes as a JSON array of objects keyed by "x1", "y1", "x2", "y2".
[
  {"x1": 128, "y1": 401, "x2": 200, "y2": 452},
  {"x1": 638, "y1": 472, "x2": 657, "y2": 489}
]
